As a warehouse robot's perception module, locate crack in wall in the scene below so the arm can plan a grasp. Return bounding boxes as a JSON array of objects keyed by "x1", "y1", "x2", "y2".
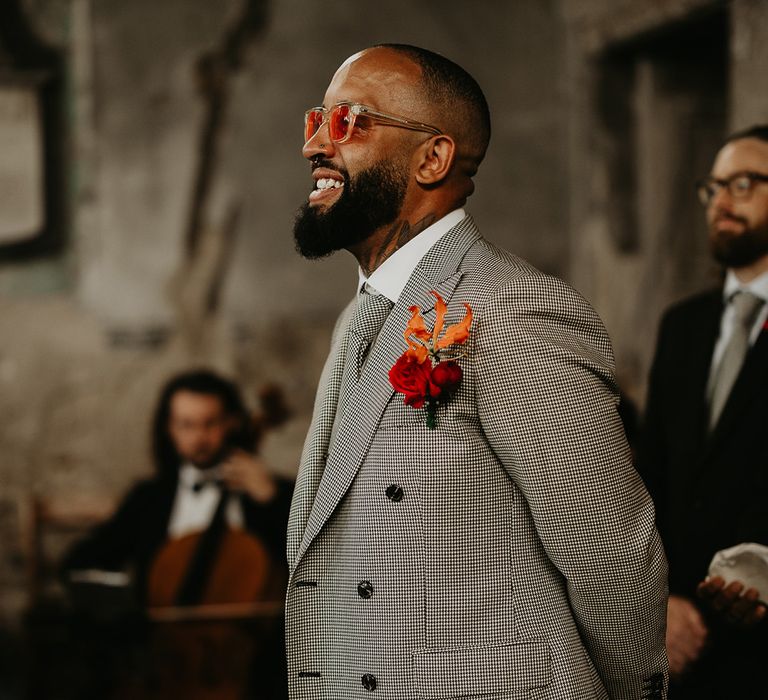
[{"x1": 169, "y1": 0, "x2": 270, "y2": 352}]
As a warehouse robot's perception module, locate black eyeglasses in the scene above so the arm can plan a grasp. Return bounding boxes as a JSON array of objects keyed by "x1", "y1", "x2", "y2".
[{"x1": 696, "y1": 171, "x2": 768, "y2": 206}]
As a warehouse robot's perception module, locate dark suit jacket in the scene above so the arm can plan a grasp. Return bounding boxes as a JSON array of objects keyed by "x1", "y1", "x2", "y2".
[
  {"x1": 63, "y1": 472, "x2": 294, "y2": 604},
  {"x1": 640, "y1": 289, "x2": 768, "y2": 697}
]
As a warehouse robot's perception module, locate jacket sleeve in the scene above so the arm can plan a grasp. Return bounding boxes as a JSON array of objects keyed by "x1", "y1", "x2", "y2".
[
  {"x1": 474, "y1": 274, "x2": 669, "y2": 699},
  {"x1": 60, "y1": 480, "x2": 163, "y2": 576},
  {"x1": 243, "y1": 476, "x2": 295, "y2": 562}
]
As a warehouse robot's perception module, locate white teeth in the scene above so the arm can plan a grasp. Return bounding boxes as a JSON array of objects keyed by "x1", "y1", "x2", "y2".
[{"x1": 315, "y1": 178, "x2": 343, "y2": 190}]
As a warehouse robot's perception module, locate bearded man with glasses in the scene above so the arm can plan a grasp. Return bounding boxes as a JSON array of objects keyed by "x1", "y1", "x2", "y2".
[
  {"x1": 640, "y1": 125, "x2": 768, "y2": 699},
  {"x1": 287, "y1": 44, "x2": 668, "y2": 700}
]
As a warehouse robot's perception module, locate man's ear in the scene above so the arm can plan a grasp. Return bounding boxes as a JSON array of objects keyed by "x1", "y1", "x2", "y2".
[{"x1": 415, "y1": 134, "x2": 456, "y2": 185}]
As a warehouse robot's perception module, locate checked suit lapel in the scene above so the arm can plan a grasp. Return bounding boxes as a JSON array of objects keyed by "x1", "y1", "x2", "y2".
[
  {"x1": 294, "y1": 217, "x2": 482, "y2": 567},
  {"x1": 286, "y1": 300, "x2": 355, "y2": 567}
]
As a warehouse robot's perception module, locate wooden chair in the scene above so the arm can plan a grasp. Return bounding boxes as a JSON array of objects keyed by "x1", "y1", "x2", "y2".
[{"x1": 22, "y1": 493, "x2": 116, "y2": 607}]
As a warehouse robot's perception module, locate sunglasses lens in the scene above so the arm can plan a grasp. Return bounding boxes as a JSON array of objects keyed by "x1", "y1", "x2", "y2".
[
  {"x1": 329, "y1": 104, "x2": 352, "y2": 142},
  {"x1": 305, "y1": 110, "x2": 324, "y2": 142}
]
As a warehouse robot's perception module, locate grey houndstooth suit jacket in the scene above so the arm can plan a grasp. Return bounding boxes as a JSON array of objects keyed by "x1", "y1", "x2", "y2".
[{"x1": 286, "y1": 216, "x2": 668, "y2": 700}]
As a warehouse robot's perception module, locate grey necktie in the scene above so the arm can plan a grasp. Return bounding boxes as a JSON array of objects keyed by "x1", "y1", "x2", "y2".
[
  {"x1": 709, "y1": 290, "x2": 764, "y2": 428},
  {"x1": 334, "y1": 289, "x2": 393, "y2": 431}
]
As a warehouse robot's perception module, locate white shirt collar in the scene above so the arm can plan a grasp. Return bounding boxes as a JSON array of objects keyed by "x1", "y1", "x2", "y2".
[
  {"x1": 178, "y1": 463, "x2": 204, "y2": 488},
  {"x1": 178, "y1": 463, "x2": 222, "y2": 489},
  {"x1": 357, "y1": 209, "x2": 466, "y2": 302},
  {"x1": 723, "y1": 268, "x2": 768, "y2": 304},
  {"x1": 169, "y1": 464, "x2": 244, "y2": 537}
]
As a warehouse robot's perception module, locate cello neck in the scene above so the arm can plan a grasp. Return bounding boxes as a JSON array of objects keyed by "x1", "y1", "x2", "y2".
[{"x1": 173, "y1": 486, "x2": 231, "y2": 606}]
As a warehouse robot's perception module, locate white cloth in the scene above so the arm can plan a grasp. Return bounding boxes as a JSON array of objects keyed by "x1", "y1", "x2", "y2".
[
  {"x1": 708, "y1": 269, "x2": 768, "y2": 387},
  {"x1": 358, "y1": 208, "x2": 465, "y2": 302},
  {"x1": 709, "y1": 543, "x2": 768, "y2": 603},
  {"x1": 167, "y1": 463, "x2": 244, "y2": 538}
]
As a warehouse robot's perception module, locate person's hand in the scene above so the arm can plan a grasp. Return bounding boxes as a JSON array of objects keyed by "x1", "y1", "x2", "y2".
[
  {"x1": 220, "y1": 449, "x2": 277, "y2": 504},
  {"x1": 697, "y1": 576, "x2": 767, "y2": 627},
  {"x1": 666, "y1": 594, "x2": 708, "y2": 678}
]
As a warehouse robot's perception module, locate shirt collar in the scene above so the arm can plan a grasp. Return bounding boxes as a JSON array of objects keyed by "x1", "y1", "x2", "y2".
[
  {"x1": 178, "y1": 463, "x2": 203, "y2": 488},
  {"x1": 723, "y1": 268, "x2": 768, "y2": 304},
  {"x1": 357, "y1": 209, "x2": 466, "y2": 302}
]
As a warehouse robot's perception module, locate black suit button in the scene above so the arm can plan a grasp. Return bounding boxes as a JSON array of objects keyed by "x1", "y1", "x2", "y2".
[
  {"x1": 361, "y1": 673, "x2": 377, "y2": 691},
  {"x1": 642, "y1": 672, "x2": 664, "y2": 699},
  {"x1": 385, "y1": 484, "x2": 404, "y2": 502},
  {"x1": 357, "y1": 580, "x2": 374, "y2": 599}
]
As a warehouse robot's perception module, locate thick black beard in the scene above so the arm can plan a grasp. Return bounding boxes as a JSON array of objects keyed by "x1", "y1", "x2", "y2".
[
  {"x1": 710, "y1": 219, "x2": 768, "y2": 268},
  {"x1": 294, "y1": 158, "x2": 409, "y2": 259}
]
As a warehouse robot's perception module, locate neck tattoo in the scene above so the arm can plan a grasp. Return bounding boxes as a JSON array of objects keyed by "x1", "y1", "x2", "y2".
[{"x1": 362, "y1": 213, "x2": 437, "y2": 276}]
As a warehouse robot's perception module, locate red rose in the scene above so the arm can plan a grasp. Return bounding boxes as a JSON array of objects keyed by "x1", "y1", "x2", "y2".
[
  {"x1": 389, "y1": 354, "x2": 440, "y2": 408},
  {"x1": 431, "y1": 360, "x2": 463, "y2": 394}
]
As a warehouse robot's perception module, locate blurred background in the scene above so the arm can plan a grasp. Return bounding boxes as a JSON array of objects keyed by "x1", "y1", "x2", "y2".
[{"x1": 0, "y1": 0, "x2": 766, "y2": 696}]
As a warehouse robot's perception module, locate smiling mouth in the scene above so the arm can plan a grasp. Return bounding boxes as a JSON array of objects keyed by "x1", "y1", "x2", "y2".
[
  {"x1": 714, "y1": 218, "x2": 746, "y2": 233},
  {"x1": 309, "y1": 176, "x2": 344, "y2": 203}
]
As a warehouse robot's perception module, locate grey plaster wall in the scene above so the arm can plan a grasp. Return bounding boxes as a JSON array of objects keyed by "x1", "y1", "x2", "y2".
[
  {"x1": 730, "y1": 0, "x2": 768, "y2": 128},
  {"x1": 0, "y1": 0, "x2": 568, "y2": 626}
]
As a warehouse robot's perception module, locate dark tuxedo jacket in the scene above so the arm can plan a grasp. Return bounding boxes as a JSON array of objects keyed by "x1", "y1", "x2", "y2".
[
  {"x1": 640, "y1": 288, "x2": 768, "y2": 696},
  {"x1": 63, "y1": 472, "x2": 294, "y2": 603}
]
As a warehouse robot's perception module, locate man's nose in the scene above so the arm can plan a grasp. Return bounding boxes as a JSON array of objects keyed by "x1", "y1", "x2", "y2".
[
  {"x1": 302, "y1": 122, "x2": 335, "y2": 160},
  {"x1": 709, "y1": 185, "x2": 734, "y2": 212}
]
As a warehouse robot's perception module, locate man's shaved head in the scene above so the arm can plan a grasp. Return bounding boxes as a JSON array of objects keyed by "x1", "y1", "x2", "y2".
[
  {"x1": 368, "y1": 44, "x2": 491, "y2": 167},
  {"x1": 296, "y1": 44, "x2": 490, "y2": 270}
]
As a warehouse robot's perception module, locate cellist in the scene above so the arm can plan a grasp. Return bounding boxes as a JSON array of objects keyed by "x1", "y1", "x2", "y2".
[{"x1": 62, "y1": 369, "x2": 293, "y2": 607}]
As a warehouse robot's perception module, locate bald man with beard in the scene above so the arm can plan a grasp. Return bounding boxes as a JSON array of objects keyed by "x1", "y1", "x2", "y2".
[{"x1": 286, "y1": 44, "x2": 668, "y2": 700}]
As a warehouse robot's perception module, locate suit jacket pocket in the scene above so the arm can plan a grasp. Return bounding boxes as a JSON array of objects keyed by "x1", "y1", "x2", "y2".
[{"x1": 411, "y1": 641, "x2": 551, "y2": 699}]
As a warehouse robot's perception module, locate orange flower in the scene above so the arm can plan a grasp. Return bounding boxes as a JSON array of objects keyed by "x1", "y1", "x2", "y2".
[
  {"x1": 435, "y1": 303, "x2": 473, "y2": 351},
  {"x1": 401, "y1": 292, "x2": 472, "y2": 363},
  {"x1": 404, "y1": 305, "x2": 430, "y2": 363},
  {"x1": 431, "y1": 292, "x2": 448, "y2": 346}
]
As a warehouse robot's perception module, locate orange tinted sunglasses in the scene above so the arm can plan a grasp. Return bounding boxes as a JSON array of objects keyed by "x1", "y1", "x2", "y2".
[{"x1": 304, "y1": 102, "x2": 442, "y2": 145}]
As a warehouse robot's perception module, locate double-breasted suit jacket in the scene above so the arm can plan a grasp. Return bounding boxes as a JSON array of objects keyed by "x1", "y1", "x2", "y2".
[
  {"x1": 640, "y1": 290, "x2": 768, "y2": 697},
  {"x1": 287, "y1": 216, "x2": 668, "y2": 700}
]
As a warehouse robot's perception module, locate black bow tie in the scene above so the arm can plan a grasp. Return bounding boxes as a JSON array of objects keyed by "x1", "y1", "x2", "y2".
[{"x1": 191, "y1": 475, "x2": 223, "y2": 493}]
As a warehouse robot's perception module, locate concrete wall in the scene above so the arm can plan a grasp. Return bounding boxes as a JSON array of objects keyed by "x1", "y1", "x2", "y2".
[{"x1": 0, "y1": 0, "x2": 568, "y2": 626}]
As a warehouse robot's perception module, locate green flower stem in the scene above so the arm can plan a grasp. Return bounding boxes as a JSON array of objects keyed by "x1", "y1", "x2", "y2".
[{"x1": 426, "y1": 399, "x2": 437, "y2": 430}]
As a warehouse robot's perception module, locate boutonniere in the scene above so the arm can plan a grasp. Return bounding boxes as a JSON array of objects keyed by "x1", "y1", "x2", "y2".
[{"x1": 388, "y1": 291, "x2": 472, "y2": 429}]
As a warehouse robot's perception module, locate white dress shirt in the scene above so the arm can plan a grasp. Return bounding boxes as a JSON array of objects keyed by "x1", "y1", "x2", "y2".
[
  {"x1": 358, "y1": 208, "x2": 466, "y2": 301},
  {"x1": 167, "y1": 463, "x2": 244, "y2": 538}
]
